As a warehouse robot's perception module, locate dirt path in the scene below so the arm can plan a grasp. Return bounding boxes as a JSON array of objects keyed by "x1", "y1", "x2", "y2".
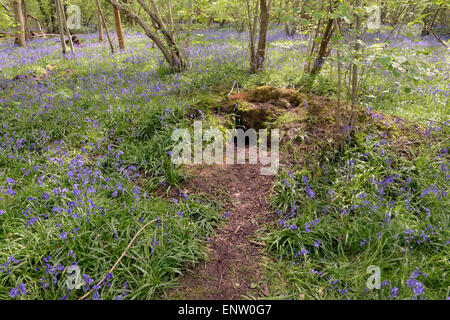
[{"x1": 164, "y1": 146, "x2": 276, "y2": 300}]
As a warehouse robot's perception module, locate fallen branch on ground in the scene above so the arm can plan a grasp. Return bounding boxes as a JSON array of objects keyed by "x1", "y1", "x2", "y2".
[{"x1": 79, "y1": 219, "x2": 157, "y2": 300}]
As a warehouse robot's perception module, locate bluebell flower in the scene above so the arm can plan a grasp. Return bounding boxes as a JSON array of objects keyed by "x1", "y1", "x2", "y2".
[{"x1": 390, "y1": 287, "x2": 399, "y2": 298}]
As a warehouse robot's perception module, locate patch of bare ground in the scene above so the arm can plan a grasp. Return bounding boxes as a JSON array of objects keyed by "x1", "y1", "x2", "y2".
[{"x1": 164, "y1": 146, "x2": 276, "y2": 300}]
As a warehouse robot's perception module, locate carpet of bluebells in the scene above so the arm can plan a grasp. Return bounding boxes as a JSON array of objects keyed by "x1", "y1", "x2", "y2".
[{"x1": 0, "y1": 26, "x2": 449, "y2": 300}]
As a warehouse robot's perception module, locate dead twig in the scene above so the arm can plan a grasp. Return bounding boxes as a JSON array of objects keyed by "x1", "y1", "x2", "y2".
[
  {"x1": 227, "y1": 80, "x2": 238, "y2": 97},
  {"x1": 248, "y1": 239, "x2": 265, "y2": 247},
  {"x1": 79, "y1": 219, "x2": 157, "y2": 300},
  {"x1": 427, "y1": 26, "x2": 448, "y2": 48}
]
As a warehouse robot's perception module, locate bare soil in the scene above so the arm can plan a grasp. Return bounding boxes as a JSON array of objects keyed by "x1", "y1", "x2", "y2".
[{"x1": 164, "y1": 146, "x2": 276, "y2": 300}]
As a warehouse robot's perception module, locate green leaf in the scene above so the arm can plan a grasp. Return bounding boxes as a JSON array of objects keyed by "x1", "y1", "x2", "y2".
[
  {"x1": 377, "y1": 56, "x2": 391, "y2": 67},
  {"x1": 280, "y1": 16, "x2": 291, "y2": 23},
  {"x1": 312, "y1": 12, "x2": 322, "y2": 20},
  {"x1": 300, "y1": 18, "x2": 309, "y2": 26}
]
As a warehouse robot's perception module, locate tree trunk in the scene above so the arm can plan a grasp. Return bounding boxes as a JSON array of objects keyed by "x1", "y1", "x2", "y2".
[
  {"x1": 247, "y1": 0, "x2": 269, "y2": 73},
  {"x1": 255, "y1": 0, "x2": 269, "y2": 72},
  {"x1": 113, "y1": 6, "x2": 125, "y2": 50},
  {"x1": 95, "y1": 0, "x2": 114, "y2": 53},
  {"x1": 306, "y1": 0, "x2": 337, "y2": 76},
  {"x1": 309, "y1": 18, "x2": 334, "y2": 75},
  {"x1": 55, "y1": 0, "x2": 67, "y2": 55},
  {"x1": 276, "y1": 0, "x2": 281, "y2": 24},
  {"x1": 284, "y1": 0, "x2": 290, "y2": 36},
  {"x1": 49, "y1": 0, "x2": 57, "y2": 33},
  {"x1": 247, "y1": 0, "x2": 259, "y2": 72},
  {"x1": 58, "y1": 0, "x2": 74, "y2": 55},
  {"x1": 305, "y1": 22, "x2": 321, "y2": 72},
  {"x1": 12, "y1": 0, "x2": 26, "y2": 46},
  {"x1": 1, "y1": 0, "x2": 12, "y2": 16},
  {"x1": 122, "y1": 0, "x2": 133, "y2": 25},
  {"x1": 336, "y1": 47, "x2": 341, "y2": 131},
  {"x1": 98, "y1": 11, "x2": 103, "y2": 42},
  {"x1": 237, "y1": 20, "x2": 245, "y2": 34},
  {"x1": 21, "y1": 0, "x2": 31, "y2": 41},
  {"x1": 351, "y1": 0, "x2": 361, "y2": 128}
]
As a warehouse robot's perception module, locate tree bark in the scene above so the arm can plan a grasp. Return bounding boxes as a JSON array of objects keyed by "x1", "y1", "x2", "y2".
[
  {"x1": 336, "y1": 47, "x2": 341, "y2": 130},
  {"x1": 58, "y1": 0, "x2": 74, "y2": 55},
  {"x1": 12, "y1": 0, "x2": 26, "y2": 46},
  {"x1": 255, "y1": 0, "x2": 269, "y2": 72},
  {"x1": 351, "y1": 0, "x2": 361, "y2": 128},
  {"x1": 284, "y1": 0, "x2": 290, "y2": 36},
  {"x1": 55, "y1": 0, "x2": 67, "y2": 55},
  {"x1": 309, "y1": 17, "x2": 335, "y2": 75},
  {"x1": 21, "y1": 0, "x2": 31, "y2": 41},
  {"x1": 247, "y1": 0, "x2": 259, "y2": 72},
  {"x1": 113, "y1": 6, "x2": 125, "y2": 49},
  {"x1": 305, "y1": 14, "x2": 323, "y2": 73},
  {"x1": 95, "y1": 0, "x2": 114, "y2": 53},
  {"x1": 49, "y1": 0, "x2": 57, "y2": 33},
  {"x1": 98, "y1": 11, "x2": 103, "y2": 42}
]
